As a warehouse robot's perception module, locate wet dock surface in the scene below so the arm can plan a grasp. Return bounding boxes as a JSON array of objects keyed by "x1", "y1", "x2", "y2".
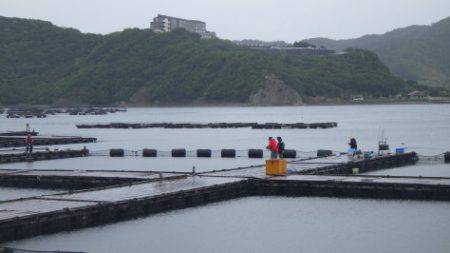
[
  {"x1": 0, "y1": 168, "x2": 187, "y2": 190},
  {"x1": 0, "y1": 169, "x2": 176, "y2": 180},
  {"x1": 0, "y1": 176, "x2": 242, "y2": 221},
  {"x1": 2, "y1": 152, "x2": 447, "y2": 243},
  {"x1": 39, "y1": 176, "x2": 243, "y2": 203},
  {"x1": 3, "y1": 173, "x2": 449, "y2": 223},
  {"x1": 0, "y1": 198, "x2": 100, "y2": 221}
]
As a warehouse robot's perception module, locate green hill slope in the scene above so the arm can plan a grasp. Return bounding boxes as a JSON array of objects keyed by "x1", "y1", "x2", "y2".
[
  {"x1": 0, "y1": 16, "x2": 101, "y2": 104},
  {"x1": 0, "y1": 16, "x2": 408, "y2": 105},
  {"x1": 306, "y1": 17, "x2": 450, "y2": 88}
]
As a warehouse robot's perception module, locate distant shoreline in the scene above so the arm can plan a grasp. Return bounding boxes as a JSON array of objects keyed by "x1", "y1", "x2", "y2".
[
  {"x1": 1, "y1": 100, "x2": 449, "y2": 108},
  {"x1": 121, "y1": 100, "x2": 450, "y2": 108}
]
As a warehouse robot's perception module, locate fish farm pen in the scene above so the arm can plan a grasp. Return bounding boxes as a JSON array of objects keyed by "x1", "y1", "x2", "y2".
[
  {"x1": 0, "y1": 149, "x2": 89, "y2": 164},
  {"x1": 1, "y1": 151, "x2": 450, "y2": 243},
  {"x1": 76, "y1": 122, "x2": 338, "y2": 129},
  {"x1": 0, "y1": 136, "x2": 97, "y2": 148}
]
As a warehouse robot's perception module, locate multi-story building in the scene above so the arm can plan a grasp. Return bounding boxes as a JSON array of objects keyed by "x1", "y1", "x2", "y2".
[{"x1": 150, "y1": 14, "x2": 216, "y2": 39}]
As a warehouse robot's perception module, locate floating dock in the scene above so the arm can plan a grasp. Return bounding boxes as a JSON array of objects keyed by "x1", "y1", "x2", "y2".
[
  {"x1": 295, "y1": 152, "x2": 418, "y2": 175},
  {"x1": 0, "y1": 149, "x2": 89, "y2": 164},
  {"x1": 0, "y1": 131, "x2": 39, "y2": 136},
  {"x1": 0, "y1": 136, "x2": 97, "y2": 148},
  {"x1": 1, "y1": 152, "x2": 448, "y2": 243},
  {"x1": 76, "y1": 122, "x2": 338, "y2": 129},
  {"x1": 0, "y1": 169, "x2": 185, "y2": 189}
]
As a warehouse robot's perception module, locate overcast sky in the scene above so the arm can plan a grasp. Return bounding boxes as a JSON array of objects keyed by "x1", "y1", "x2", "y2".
[{"x1": 0, "y1": 0, "x2": 449, "y2": 42}]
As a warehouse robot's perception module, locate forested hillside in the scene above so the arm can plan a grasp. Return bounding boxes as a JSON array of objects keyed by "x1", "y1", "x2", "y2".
[
  {"x1": 306, "y1": 17, "x2": 450, "y2": 88},
  {"x1": 0, "y1": 16, "x2": 409, "y2": 105},
  {"x1": 0, "y1": 16, "x2": 101, "y2": 104}
]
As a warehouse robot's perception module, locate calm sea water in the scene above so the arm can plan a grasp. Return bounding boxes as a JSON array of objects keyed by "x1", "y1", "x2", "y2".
[
  {"x1": 5, "y1": 197, "x2": 450, "y2": 253},
  {"x1": 1, "y1": 104, "x2": 450, "y2": 252},
  {"x1": 0, "y1": 104, "x2": 449, "y2": 172}
]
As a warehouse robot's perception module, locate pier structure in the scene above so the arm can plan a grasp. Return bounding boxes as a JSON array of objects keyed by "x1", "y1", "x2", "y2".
[
  {"x1": 0, "y1": 136, "x2": 97, "y2": 148},
  {"x1": 0, "y1": 149, "x2": 89, "y2": 164},
  {"x1": 0, "y1": 131, "x2": 39, "y2": 136},
  {"x1": 76, "y1": 122, "x2": 338, "y2": 129},
  {"x1": 2, "y1": 151, "x2": 449, "y2": 242},
  {"x1": 0, "y1": 169, "x2": 185, "y2": 189}
]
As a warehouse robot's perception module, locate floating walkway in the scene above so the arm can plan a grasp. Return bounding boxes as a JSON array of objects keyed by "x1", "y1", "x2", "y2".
[
  {"x1": 0, "y1": 169, "x2": 185, "y2": 189},
  {"x1": 2, "y1": 152, "x2": 446, "y2": 243},
  {"x1": 3, "y1": 107, "x2": 126, "y2": 119},
  {"x1": 0, "y1": 136, "x2": 97, "y2": 148},
  {"x1": 0, "y1": 149, "x2": 89, "y2": 164},
  {"x1": 76, "y1": 122, "x2": 338, "y2": 129},
  {"x1": 294, "y1": 152, "x2": 418, "y2": 175},
  {"x1": 0, "y1": 131, "x2": 39, "y2": 136}
]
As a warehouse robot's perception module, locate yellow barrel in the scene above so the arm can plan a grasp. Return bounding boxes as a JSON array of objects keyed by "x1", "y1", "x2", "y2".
[{"x1": 266, "y1": 159, "x2": 287, "y2": 175}]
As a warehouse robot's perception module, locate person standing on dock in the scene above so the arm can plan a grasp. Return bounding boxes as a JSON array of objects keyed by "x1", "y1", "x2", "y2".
[
  {"x1": 267, "y1": 137, "x2": 278, "y2": 159},
  {"x1": 25, "y1": 133, "x2": 33, "y2": 154},
  {"x1": 277, "y1": 137, "x2": 285, "y2": 158},
  {"x1": 348, "y1": 137, "x2": 357, "y2": 156}
]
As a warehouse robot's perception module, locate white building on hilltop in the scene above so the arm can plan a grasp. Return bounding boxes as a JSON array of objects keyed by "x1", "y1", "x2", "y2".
[{"x1": 150, "y1": 14, "x2": 216, "y2": 39}]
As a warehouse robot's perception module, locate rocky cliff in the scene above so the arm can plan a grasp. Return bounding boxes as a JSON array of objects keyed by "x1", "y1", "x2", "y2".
[{"x1": 249, "y1": 75, "x2": 303, "y2": 106}]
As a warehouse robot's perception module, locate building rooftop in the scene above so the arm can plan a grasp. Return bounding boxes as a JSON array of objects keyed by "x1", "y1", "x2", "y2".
[
  {"x1": 407, "y1": 90, "x2": 426, "y2": 96},
  {"x1": 156, "y1": 14, "x2": 205, "y2": 24}
]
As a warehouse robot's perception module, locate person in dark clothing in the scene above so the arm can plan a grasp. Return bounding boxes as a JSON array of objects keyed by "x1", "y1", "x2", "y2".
[
  {"x1": 349, "y1": 137, "x2": 357, "y2": 150},
  {"x1": 348, "y1": 137, "x2": 357, "y2": 156},
  {"x1": 277, "y1": 137, "x2": 285, "y2": 158}
]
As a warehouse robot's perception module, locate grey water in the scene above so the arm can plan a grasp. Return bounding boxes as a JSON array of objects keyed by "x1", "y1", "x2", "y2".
[
  {"x1": 0, "y1": 104, "x2": 449, "y2": 173},
  {"x1": 1, "y1": 104, "x2": 450, "y2": 252},
  {"x1": 0, "y1": 187, "x2": 60, "y2": 201},
  {"x1": 5, "y1": 196, "x2": 450, "y2": 253}
]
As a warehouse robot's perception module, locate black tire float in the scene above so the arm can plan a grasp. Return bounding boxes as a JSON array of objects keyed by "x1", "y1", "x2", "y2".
[
  {"x1": 197, "y1": 149, "x2": 212, "y2": 158},
  {"x1": 172, "y1": 149, "x2": 186, "y2": 157},
  {"x1": 110, "y1": 149, "x2": 125, "y2": 157},
  {"x1": 317, "y1": 149, "x2": 333, "y2": 157},
  {"x1": 248, "y1": 149, "x2": 263, "y2": 158},
  {"x1": 143, "y1": 149, "x2": 157, "y2": 157},
  {"x1": 282, "y1": 149, "x2": 297, "y2": 159},
  {"x1": 221, "y1": 149, "x2": 236, "y2": 158}
]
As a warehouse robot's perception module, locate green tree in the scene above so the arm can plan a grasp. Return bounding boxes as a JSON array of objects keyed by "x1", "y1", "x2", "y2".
[{"x1": 293, "y1": 41, "x2": 316, "y2": 48}]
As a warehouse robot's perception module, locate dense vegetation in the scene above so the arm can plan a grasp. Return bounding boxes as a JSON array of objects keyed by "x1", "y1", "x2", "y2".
[
  {"x1": 292, "y1": 41, "x2": 316, "y2": 48},
  {"x1": 1, "y1": 16, "x2": 409, "y2": 105},
  {"x1": 306, "y1": 17, "x2": 450, "y2": 88},
  {"x1": 0, "y1": 17, "x2": 100, "y2": 104}
]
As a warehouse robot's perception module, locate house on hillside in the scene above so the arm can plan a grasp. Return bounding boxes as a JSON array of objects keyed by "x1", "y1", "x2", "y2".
[
  {"x1": 150, "y1": 14, "x2": 216, "y2": 39},
  {"x1": 407, "y1": 90, "x2": 428, "y2": 100},
  {"x1": 352, "y1": 95, "x2": 364, "y2": 102}
]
